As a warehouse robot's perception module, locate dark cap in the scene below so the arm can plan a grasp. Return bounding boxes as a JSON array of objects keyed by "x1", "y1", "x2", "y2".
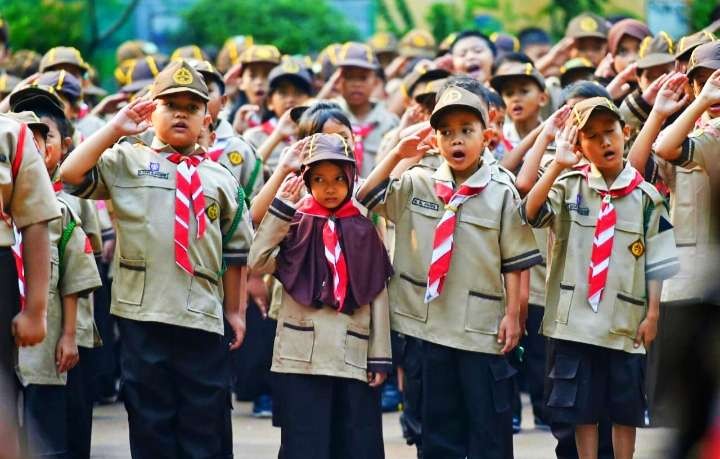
[
  {"x1": 116, "y1": 40, "x2": 158, "y2": 64},
  {"x1": 368, "y1": 32, "x2": 398, "y2": 55},
  {"x1": 289, "y1": 99, "x2": 318, "y2": 123},
  {"x1": 37, "y1": 70, "x2": 83, "y2": 102},
  {"x1": 490, "y1": 32, "x2": 520, "y2": 57},
  {"x1": 240, "y1": 45, "x2": 282, "y2": 66},
  {"x1": 189, "y1": 59, "x2": 225, "y2": 94},
  {"x1": 151, "y1": 60, "x2": 209, "y2": 101},
  {"x1": 398, "y1": 29, "x2": 437, "y2": 59},
  {"x1": 637, "y1": 32, "x2": 675, "y2": 70},
  {"x1": 402, "y1": 67, "x2": 451, "y2": 98},
  {"x1": 314, "y1": 43, "x2": 342, "y2": 79},
  {"x1": 5, "y1": 50, "x2": 41, "y2": 79},
  {"x1": 490, "y1": 62, "x2": 546, "y2": 93},
  {"x1": 0, "y1": 72, "x2": 20, "y2": 95},
  {"x1": 565, "y1": 13, "x2": 609, "y2": 40},
  {"x1": 687, "y1": 42, "x2": 720, "y2": 79},
  {"x1": 268, "y1": 60, "x2": 313, "y2": 95},
  {"x1": 10, "y1": 83, "x2": 67, "y2": 118},
  {"x1": 560, "y1": 57, "x2": 596, "y2": 87},
  {"x1": 571, "y1": 96, "x2": 623, "y2": 129},
  {"x1": 216, "y1": 36, "x2": 254, "y2": 73},
  {"x1": 5, "y1": 111, "x2": 50, "y2": 137},
  {"x1": 337, "y1": 42, "x2": 379, "y2": 70},
  {"x1": 301, "y1": 133, "x2": 355, "y2": 167},
  {"x1": 171, "y1": 45, "x2": 209, "y2": 62},
  {"x1": 607, "y1": 19, "x2": 650, "y2": 55},
  {"x1": 413, "y1": 78, "x2": 447, "y2": 102},
  {"x1": 39, "y1": 46, "x2": 89, "y2": 73},
  {"x1": 676, "y1": 31, "x2": 717, "y2": 61},
  {"x1": 430, "y1": 86, "x2": 489, "y2": 129},
  {"x1": 119, "y1": 56, "x2": 166, "y2": 94}
]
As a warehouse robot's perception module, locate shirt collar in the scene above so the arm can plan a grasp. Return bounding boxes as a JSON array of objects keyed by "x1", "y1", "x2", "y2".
[
  {"x1": 150, "y1": 137, "x2": 206, "y2": 156},
  {"x1": 432, "y1": 159, "x2": 491, "y2": 189},
  {"x1": 214, "y1": 118, "x2": 234, "y2": 140},
  {"x1": 587, "y1": 161, "x2": 636, "y2": 192}
]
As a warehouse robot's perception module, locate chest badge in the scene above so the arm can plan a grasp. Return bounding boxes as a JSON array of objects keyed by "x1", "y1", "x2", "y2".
[
  {"x1": 628, "y1": 239, "x2": 645, "y2": 259},
  {"x1": 227, "y1": 151, "x2": 244, "y2": 166}
]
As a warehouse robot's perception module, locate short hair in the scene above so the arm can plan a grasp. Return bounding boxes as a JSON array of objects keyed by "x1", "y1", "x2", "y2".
[
  {"x1": 491, "y1": 51, "x2": 534, "y2": 74},
  {"x1": 481, "y1": 86, "x2": 505, "y2": 110},
  {"x1": 297, "y1": 101, "x2": 352, "y2": 139},
  {"x1": 518, "y1": 27, "x2": 551, "y2": 48},
  {"x1": 560, "y1": 81, "x2": 611, "y2": 106},
  {"x1": 450, "y1": 31, "x2": 497, "y2": 57},
  {"x1": 33, "y1": 107, "x2": 74, "y2": 141}
]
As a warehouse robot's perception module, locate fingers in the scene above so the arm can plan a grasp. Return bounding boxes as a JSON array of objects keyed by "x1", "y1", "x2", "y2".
[
  {"x1": 710, "y1": 68, "x2": 720, "y2": 84},
  {"x1": 229, "y1": 329, "x2": 245, "y2": 350}
]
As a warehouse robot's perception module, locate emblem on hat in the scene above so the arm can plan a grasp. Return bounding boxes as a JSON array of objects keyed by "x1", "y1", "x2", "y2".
[
  {"x1": 580, "y1": 17, "x2": 598, "y2": 32},
  {"x1": 440, "y1": 88, "x2": 462, "y2": 104},
  {"x1": 257, "y1": 48, "x2": 272, "y2": 59},
  {"x1": 283, "y1": 60, "x2": 300, "y2": 73},
  {"x1": 412, "y1": 35, "x2": 427, "y2": 47},
  {"x1": 173, "y1": 67, "x2": 193, "y2": 85}
]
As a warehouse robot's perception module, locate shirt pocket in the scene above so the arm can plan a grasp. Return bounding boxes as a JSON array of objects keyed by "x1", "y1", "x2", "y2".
[
  {"x1": 672, "y1": 168, "x2": 704, "y2": 246},
  {"x1": 116, "y1": 256, "x2": 146, "y2": 306},
  {"x1": 187, "y1": 266, "x2": 221, "y2": 319},
  {"x1": 277, "y1": 318, "x2": 315, "y2": 363},
  {"x1": 613, "y1": 219, "x2": 644, "y2": 268},
  {"x1": 393, "y1": 273, "x2": 429, "y2": 322},
  {"x1": 465, "y1": 290, "x2": 504, "y2": 335},
  {"x1": 344, "y1": 324, "x2": 370, "y2": 369},
  {"x1": 113, "y1": 177, "x2": 175, "y2": 223},
  {"x1": 555, "y1": 283, "x2": 576, "y2": 325},
  {"x1": 609, "y1": 291, "x2": 647, "y2": 339}
]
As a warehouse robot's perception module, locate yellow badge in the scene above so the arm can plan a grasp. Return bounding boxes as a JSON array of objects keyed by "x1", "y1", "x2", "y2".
[
  {"x1": 256, "y1": 47, "x2": 272, "y2": 59},
  {"x1": 173, "y1": 67, "x2": 193, "y2": 85},
  {"x1": 629, "y1": 239, "x2": 645, "y2": 259},
  {"x1": 441, "y1": 88, "x2": 462, "y2": 104},
  {"x1": 580, "y1": 17, "x2": 598, "y2": 32},
  {"x1": 373, "y1": 34, "x2": 390, "y2": 48},
  {"x1": 412, "y1": 35, "x2": 427, "y2": 47},
  {"x1": 206, "y1": 202, "x2": 220, "y2": 222},
  {"x1": 228, "y1": 151, "x2": 244, "y2": 166},
  {"x1": 283, "y1": 60, "x2": 300, "y2": 73}
]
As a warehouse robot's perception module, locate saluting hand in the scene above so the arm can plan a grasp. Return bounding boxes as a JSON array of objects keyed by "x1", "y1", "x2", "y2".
[
  {"x1": 653, "y1": 72, "x2": 690, "y2": 117},
  {"x1": 278, "y1": 137, "x2": 310, "y2": 173},
  {"x1": 276, "y1": 175, "x2": 305, "y2": 206},
  {"x1": 391, "y1": 124, "x2": 433, "y2": 160},
  {"x1": 541, "y1": 105, "x2": 572, "y2": 143},
  {"x1": 553, "y1": 120, "x2": 582, "y2": 168},
  {"x1": 109, "y1": 97, "x2": 155, "y2": 136}
]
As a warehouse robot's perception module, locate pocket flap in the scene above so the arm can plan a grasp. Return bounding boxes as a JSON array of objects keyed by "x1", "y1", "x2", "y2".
[
  {"x1": 346, "y1": 324, "x2": 370, "y2": 340},
  {"x1": 549, "y1": 353, "x2": 580, "y2": 379},
  {"x1": 615, "y1": 219, "x2": 643, "y2": 234},
  {"x1": 119, "y1": 256, "x2": 146, "y2": 271},
  {"x1": 194, "y1": 265, "x2": 219, "y2": 285},
  {"x1": 283, "y1": 318, "x2": 314, "y2": 332},
  {"x1": 489, "y1": 358, "x2": 517, "y2": 381},
  {"x1": 459, "y1": 213, "x2": 500, "y2": 229}
]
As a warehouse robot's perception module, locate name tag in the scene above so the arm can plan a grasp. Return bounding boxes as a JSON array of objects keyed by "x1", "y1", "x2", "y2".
[
  {"x1": 411, "y1": 197, "x2": 440, "y2": 212},
  {"x1": 566, "y1": 202, "x2": 590, "y2": 216},
  {"x1": 137, "y1": 169, "x2": 170, "y2": 179}
]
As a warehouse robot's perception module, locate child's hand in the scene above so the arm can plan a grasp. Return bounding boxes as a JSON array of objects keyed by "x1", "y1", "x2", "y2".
[
  {"x1": 634, "y1": 316, "x2": 658, "y2": 349},
  {"x1": 278, "y1": 137, "x2": 310, "y2": 173},
  {"x1": 277, "y1": 175, "x2": 304, "y2": 206},
  {"x1": 554, "y1": 121, "x2": 582, "y2": 168},
  {"x1": 606, "y1": 63, "x2": 638, "y2": 100},
  {"x1": 399, "y1": 105, "x2": 426, "y2": 131},
  {"x1": 653, "y1": 73, "x2": 690, "y2": 118},
  {"x1": 233, "y1": 104, "x2": 260, "y2": 133},
  {"x1": 698, "y1": 68, "x2": 720, "y2": 107},
  {"x1": 391, "y1": 125, "x2": 432, "y2": 160},
  {"x1": 594, "y1": 53, "x2": 616, "y2": 79},
  {"x1": 247, "y1": 274, "x2": 269, "y2": 318},
  {"x1": 11, "y1": 309, "x2": 46, "y2": 347},
  {"x1": 367, "y1": 371, "x2": 388, "y2": 388},
  {"x1": 225, "y1": 311, "x2": 246, "y2": 350},
  {"x1": 55, "y1": 333, "x2": 79, "y2": 373},
  {"x1": 498, "y1": 314, "x2": 521, "y2": 354},
  {"x1": 641, "y1": 72, "x2": 672, "y2": 106},
  {"x1": 91, "y1": 92, "x2": 131, "y2": 117},
  {"x1": 109, "y1": 98, "x2": 155, "y2": 137},
  {"x1": 541, "y1": 105, "x2": 572, "y2": 143},
  {"x1": 275, "y1": 110, "x2": 299, "y2": 139}
]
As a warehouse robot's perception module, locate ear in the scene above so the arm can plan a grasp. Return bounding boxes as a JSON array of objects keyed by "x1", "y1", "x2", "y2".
[
  {"x1": 62, "y1": 136, "x2": 73, "y2": 155},
  {"x1": 203, "y1": 113, "x2": 212, "y2": 129},
  {"x1": 209, "y1": 130, "x2": 217, "y2": 146},
  {"x1": 221, "y1": 94, "x2": 229, "y2": 107},
  {"x1": 538, "y1": 91, "x2": 550, "y2": 108}
]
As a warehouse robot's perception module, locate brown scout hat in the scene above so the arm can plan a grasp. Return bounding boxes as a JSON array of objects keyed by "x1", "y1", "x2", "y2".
[
  {"x1": 687, "y1": 42, "x2": 720, "y2": 79},
  {"x1": 10, "y1": 83, "x2": 67, "y2": 118},
  {"x1": 151, "y1": 60, "x2": 209, "y2": 101},
  {"x1": 5, "y1": 111, "x2": 50, "y2": 137},
  {"x1": 216, "y1": 35, "x2": 254, "y2": 73},
  {"x1": 240, "y1": 45, "x2": 282, "y2": 66},
  {"x1": 398, "y1": 29, "x2": 437, "y2": 59},
  {"x1": 0, "y1": 71, "x2": 20, "y2": 96},
  {"x1": 116, "y1": 40, "x2": 158, "y2": 64},
  {"x1": 560, "y1": 57, "x2": 596, "y2": 87},
  {"x1": 565, "y1": 13, "x2": 609, "y2": 40},
  {"x1": 607, "y1": 19, "x2": 651, "y2": 55},
  {"x1": 268, "y1": 60, "x2": 313, "y2": 94},
  {"x1": 637, "y1": 32, "x2": 675, "y2": 70},
  {"x1": 430, "y1": 86, "x2": 489, "y2": 129},
  {"x1": 336, "y1": 42, "x2": 380, "y2": 70},
  {"x1": 301, "y1": 133, "x2": 355, "y2": 169},
  {"x1": 490, "y1": 62, "x2": 546, "y2": 93},
  {"x1": 571, "y1": 97, "x2": 623, "y2": 129},
  {"x1": 39, "y1": 46, "x2": 89, "y2": 73},
  {"x1": 402, "y1": 67, "x2": 451, "y2": 98},
  {"x1": 675, "y1": 31, "x2": 717, "y2": 61},
  {"x1": 37, "y1": 70, "x2": 83, "y2": 102},
  {"x1": 171, "y1": 45, "x2": 209, "y2": 62},
  {"x1": 314, "y1": 43, "x2": 342, "y2": 80},
  {"x1": 368, "y1": 32, "x2": 398, "y2": 55},
  {"x1": 120, "y1": 56, "x2": 166, "y2": 94},
  {"x1": 6, "y1": 50, "x2": 41, "y2": 78}
]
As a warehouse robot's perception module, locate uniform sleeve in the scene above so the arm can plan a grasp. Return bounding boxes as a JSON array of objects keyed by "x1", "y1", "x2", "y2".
[
  {"x1": 521, "y1": 175, "x2": 569, "y2": 229},
  {"x1": 9, "y1": 125, "x2": 61, "y2": 229},
  {"x1": 235, "y1": 139, "x2": 265, "y2": 200},
  {"x1": 499, "y1": 188, "x2": 542, "y2": 272},
  {"x1": 669, "y1": 125, "x2": 720, "y2": 170},
  {"x1": 247, "y1": 198, "x2": 294, "y2": 275},
  {"x1": 367, "y1": 288, "x2": 393, "y2": 374},
  {"x1": 79, "y1": 199, "x2": 103, "y2": 256},
  {"x1": 619, "y1": 91, "x2": 651, "y2": 132},
  {"x1": 643, "y1": 194, "x2": 681, "y2": 281},
  {"x1": 64, "y1": 143, "x2": 126, "y2": 200},
  {"x1": 220, "y1": 181, "x2": 254, "y2": 267},
  {"x1": 357, "y1": 172, "x2": 413, "y2": 223},
  {"x1": 58, "y1": 207, "x2": 102, "y2": 297}
]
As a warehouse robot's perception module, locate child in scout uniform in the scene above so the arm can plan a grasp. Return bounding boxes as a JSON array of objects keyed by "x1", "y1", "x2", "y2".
[
  {"x1": 357, "y1": 83, "x2": 543, "y2": 458},
  {"x1": 335, "y1": 42, "x2": 399, "y2": 177},
  {"x1": 249, "y1": 133, "x2": 393, "y2": 459},
  {"x1": 674, "y1": 31, "x2": 716, "y2": 73},
  {"x1": 39, "y1": 46, "x2": 89, "y2": 79},
  {"x1": 606, "y1": 19, "x2": 651, "y2": 77},
  {"x1": 232, "y1": 44, "x2": 282, "y2": 134},
  {"x1": 59, "y1": 60, "x2": 253, "y2": 458},
  {"x1": 450, "y1": 31, "x2": 496, "y2": 84},
  {"x1": 564, "y1": 13, "x2": 610, "y2": 68},
  {"x1": 7, "y1": 110, "x2": 101, "y2": 459},
  {"x1": 523, "y1": 97, "x2": 680, "y2": 457}
]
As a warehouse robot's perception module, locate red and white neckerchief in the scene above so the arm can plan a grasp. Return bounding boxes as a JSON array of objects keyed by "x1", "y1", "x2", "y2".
[
  {"x1": 297, "y1": 196, "x2": 361, "y2": 312},
  {"x1": 585, "y1": 167, "x2": 644, "y2": 311},
  {"x1": 5, "y1": 124, "x2": 28, "y2": 310},
  {"x1": 425, "y1": 181, "x2": 485, "y2": 303},
  {"x1": 352, "y1": 123, "x2": 375, "y2": 174},
  {"x1": 165, "y1": 152, "x2": 208, "y2": 275}
]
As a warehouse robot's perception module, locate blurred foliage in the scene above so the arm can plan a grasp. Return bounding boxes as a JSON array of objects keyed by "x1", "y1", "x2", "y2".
[
  {"x1": 689, "y1": 0, "x2": 719, "y2": 32},
  {"x1": 376, "y1": 0, "x2": 416, "y2": 36},
  {"x1": 2, "y1": 0, "x2": 88, "y2": 54}
]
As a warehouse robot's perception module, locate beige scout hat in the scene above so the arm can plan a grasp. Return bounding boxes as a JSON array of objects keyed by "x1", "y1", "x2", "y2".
[
  {"x1": 151, "y1": 60, "x2": 209, "y2": 101},
  {"x1": 687, "y1": 42, "x2": 720, "y2": 79},
  {"x1": 4, "y1": 110, "x2": 50, "y2": 137},
  {"x1": 570, "y1": 96, "x2": 623, "y2": 129},
  {"x1": 40, "y1": 46, "x2": 89, "y2": 73},
  {"x1": 565, "y1": 13, "x2": 609, "y2": 40},
  {"x1": 337, "y1": 42, "x2": 380, "y2": 70},
  {"x1": 637, "y1": 32, "x2": 675, "y2": 70},
  {"x1": 490, "y1": 62, "x2": 546, "y2": 93},
  {"x1": 240, "y1": 45, "x2": 282, "y2": 66},
  {"x1": 301, "y1": 133, "x2": 356, "y2": 168},
  {"x1": 216, "y1": 36, "x2": 254, "y2": 73},
  {"x1": 398, "y1": 29, "x2": 437, "y2": 59},
  {"x1": 368, "y1": 32, "x2": 398, "y2": 55},
  {"x1": 675, "y1": 31, "x2": 716, "y2": 61},
  {"x1": 430, "y1": 86, "x2": 489, "y2": 129}
]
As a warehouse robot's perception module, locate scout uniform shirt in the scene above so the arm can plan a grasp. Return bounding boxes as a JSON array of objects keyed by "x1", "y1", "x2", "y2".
[
  {"x1": 525, "y1": 163, "x2": 680, "y2": 353},
  {"x1": 360, "y1": 160, "x2": 542, "y2": 353},
  {"x1": 0, "y1": 116, "x2": 60, "y2": 247},
  {"x1": 16, "y1": 197, "x2": 101, "y2": 386},
  {"x1": 244, "y1": 119, "x2": 293, "y2": 173},
  {"x1": 66, "y1": 138, "x2": 254, "y2": 335},
  {"x1": 249, "y1": 198, "x2": 393, "y2": 383},
  {"x1": 211, "y1": 118, "x2": 265, "y2": 201}
]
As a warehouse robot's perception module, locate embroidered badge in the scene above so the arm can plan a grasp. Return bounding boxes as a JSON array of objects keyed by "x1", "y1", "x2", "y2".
[
  {"x1": 172, "y1": 67, "x2": 193, "y2": 85},
  {"x1": 580, "y1": 17, "x2": 598, "y2": 32},
  {"x1": 566, "y1": 194, "x2": 589, "y2": 216},
  {"x1": 227, "y1": 151, "x2": 244, "y2": 166},
  {"x1": 629, "y1": 239, "x2": 645, "y2": 259},
  {"x1": 150, "y1": 162, "x2": 160, "y2": 172},
  {"x1": 137, "y1": 161, "x2": 169, "y2": 179},
  {"x1": 206, "y1": 202, "x2": 220, "y2": 222},
  {"x1": 411, "y1": 197, "x2": 440, "y2": 212}
]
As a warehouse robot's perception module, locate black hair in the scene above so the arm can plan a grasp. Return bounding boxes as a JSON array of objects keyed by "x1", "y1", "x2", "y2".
[
  {"x1": 560, "y1": 81, "x2": 611, "y2": 106},
  {"x1": 491, "y1": 51, "x2": 534, "y2": 74},
  {"x1": 204, "y1": 75, "x2": 226, "y2": 97},
  {"x1": 518, "y1": 27, "x2": 551, "y2": 48},
  {"x1": 269, "y1": 74, "x2": 313, "y2": 97},
  {"x1": 481, "y1": 86, "x2": 505, "y2": 109},
  {"x1": 297, "y1": 101, "x2": 353, "y2": 139},
  {"x1": 437, "y1": 75, "x2": 486, "y2": 101},
  {"x1": 33, "y1": 107, "x2": 74, "y2": 141},
  {"x1": 450, "y1": 31, "x2": 497, "y2": 57}
]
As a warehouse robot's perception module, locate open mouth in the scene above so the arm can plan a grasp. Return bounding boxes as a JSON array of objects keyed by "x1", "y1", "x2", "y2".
[
  {"x1": 254, "y1": 90, "x2": 266, "y2": 99},
  {"x1": 466, "y1": 64, "x2": 480, "y2": 73},
  {"x1": 172, "y1": 122, "x2": 188, "y2": 131},
  {"x1": 710, "y1": 103, "x2": 720, "y2": 112},
  {"x1": 451, "y1": 150, "x2": 466, "y2": 161},
  {"x1": 603, "y1": 150, "x2": 616, "y2": 160},
  {"x1": 511, "y1": 105, "x2": 524, "y2": 117}
]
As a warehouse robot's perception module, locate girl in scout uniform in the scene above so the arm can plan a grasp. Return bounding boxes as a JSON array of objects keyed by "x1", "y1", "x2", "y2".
[
  {"x1": 249, "y1": 133, "x2": 393, "y2": 459},
  {"x1": 523, "y1": 97, "x2": 680, "y2": 458},
  {"x1": 59, "y1": 60, "x2": 253, "y2": 458}
]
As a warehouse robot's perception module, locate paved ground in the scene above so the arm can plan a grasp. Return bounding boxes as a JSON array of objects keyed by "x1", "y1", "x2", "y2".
[{"x1": 90, "y1": 396, "x2": 674, "y2": 458}]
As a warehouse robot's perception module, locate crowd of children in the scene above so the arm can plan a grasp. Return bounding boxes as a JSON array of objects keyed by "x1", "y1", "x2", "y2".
[{"x1": 0, "y1": 8, "x2": 719, "y2": 459}]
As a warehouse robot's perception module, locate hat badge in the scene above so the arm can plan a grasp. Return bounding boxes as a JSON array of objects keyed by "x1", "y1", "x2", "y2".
[
  {"x1": 256, "y1": 48, "x2": 272, "y2": 59},
  {"x1": 412, "y1": 35, "x2": 427, "y2": 47},
  {"x1": 283, "y1": 60, "x2": 300, "y2": 73},
  {"x1": 580, "y1": 17, "x2": 598, "y2": 32},
  {"x1": 374, "y1": 34, "x2": 390, "y2": 48},
  {"x1": 441, "y1": 88, "x2": 462, "y2": 104},
  {"x1": 173, "y1": 67, "x2": 194, "y2": 85}
]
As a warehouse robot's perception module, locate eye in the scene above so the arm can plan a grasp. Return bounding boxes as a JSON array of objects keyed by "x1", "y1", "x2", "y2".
[
  {"x1": 336, "y1": 175, "x2": 346, "y2": 182},
  {"x1": 440, "y1": 129, "x2": 451, "y2": 136},
  {"x1": 463, "y1": 128, "x2": 473, "y2": 135}
]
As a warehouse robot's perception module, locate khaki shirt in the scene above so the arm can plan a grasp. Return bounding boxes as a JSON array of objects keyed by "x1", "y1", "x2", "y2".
[
  {"x1": 66, "y1": 138, "x2": 254, "y2": 335},
  {"x1": 525, "y1": 163, "x2": 680, "y2": 353},
  {"x1": 248, "y1": 198, "x2": 393, "y2": 382},
  {"x1": 244, "y1": 124, "x2": 292, "y2": 173},
  {"x1": 361, "y1": 160, "x2": 542, "y2": 353},
  {"x1": 16, "y1": 198, "x2": 101, "y2": 386},
  {"x1": 212, "y1": 119, "x2": 265, "y2": 200},
  {"x1": 0, "y1": 116, "x2": 61, "y2": 246},
  {"x1": 336, "y1": 98, "x2": 399, "y2": 177}
]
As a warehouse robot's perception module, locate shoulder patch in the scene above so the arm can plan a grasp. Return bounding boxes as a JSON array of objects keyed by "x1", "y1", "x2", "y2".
[
  {"x1": 227, "y1": 150, "x2": 244, "y2": 166},
  {"x1": 206, "y1": 202, "x2": 220, "y2": 222},
  {"x1": 658, "y1": 215, "x2": 673, "y2": 233}
]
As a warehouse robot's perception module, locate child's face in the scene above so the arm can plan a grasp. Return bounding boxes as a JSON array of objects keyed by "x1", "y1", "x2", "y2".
[
  {"x1": 206, "y1": 81, "x2": 226, "y2": 122},
  {"x1": 436, "y1": 109, "x2": 487, "y2": 180},
  {"x1": 613, "y1": 36, "x2": 641, "y2": 74},
  {"x1": 267, "y1": 80, "x2": 310, "y2": 117},
  {"x1": 486, "y1": 106, "x2": 506, "y2": 150},
  {"x1": 571, "y1": 37, "x2": 607, "y2": 67},
  {"x1": 500, "y1": 78, "x2": 547, "y2": 123},
  {"x1": 151, "y1": 93, "x2": 211, "y2": 150},
  {"x1": 29, "y1": 128, "x2": 48, "y2": 167},
  {"x1": 691, "y1": 67, "x2": 720, "y2": 118},
  {"x1": 452, "y1": 36, "x2": 494, "y2": 82},
  {"x1": 638, "y1": 64, "x2": 673, "y2": 93},
  {"x1": 240, "y1": 62, "x2": 274, "y2": 105},
  {"x1": 523, "y1": 43, "x2": 551, "y2": 63},
  {"x1": 339, "y1": 66, "x2": 377, "y2": 107},
  {"x1": 322, "y1": 118, "x2": 355, "y2": 149},
  {"x1": 308, "y1": 161, "x2": 349, "y2": 210},
  {"x1": 577, "y1": 112, "x2": 625, "y2": 178},
  {"x1": 39, "y1": 116, "x2": 69, "y2": 172}
]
